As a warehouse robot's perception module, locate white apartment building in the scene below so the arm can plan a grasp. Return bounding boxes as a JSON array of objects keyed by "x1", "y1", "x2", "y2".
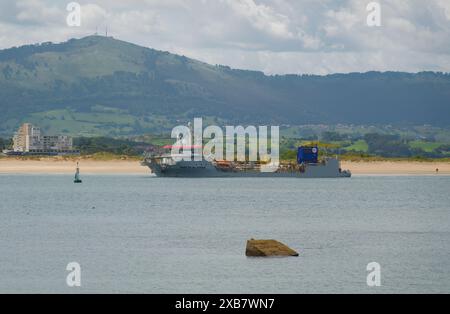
[{"x1": 13, "y1": 123, "x2": 78, "y2": 155}]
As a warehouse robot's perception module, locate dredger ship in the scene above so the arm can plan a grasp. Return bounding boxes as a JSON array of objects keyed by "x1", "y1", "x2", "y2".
[{"x1": 142, "y1": 146, "x2": 351, "y2": 178}]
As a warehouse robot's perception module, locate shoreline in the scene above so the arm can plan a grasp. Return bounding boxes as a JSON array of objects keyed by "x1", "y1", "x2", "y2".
[
  {"x1": 341, "y1": 161, "x2": 450, "y2": 176},
  {"x1": 0, "y1": 159, "x2": 146, "y2": 174},
  {"x1": 0, "y1": 158, "x2": 449, "y2": 175}
]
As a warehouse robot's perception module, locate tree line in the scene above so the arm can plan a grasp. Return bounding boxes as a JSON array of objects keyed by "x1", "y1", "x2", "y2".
[{"x1": 0, "y1": 137, "x2": 12, "y2": 150}]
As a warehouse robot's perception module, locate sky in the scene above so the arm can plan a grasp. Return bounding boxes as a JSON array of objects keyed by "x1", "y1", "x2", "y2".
[{"x1": 0, "y1": 0, "x2": 449, "y2": 75}]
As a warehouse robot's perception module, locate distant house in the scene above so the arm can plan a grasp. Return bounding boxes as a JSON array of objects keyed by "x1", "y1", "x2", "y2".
[{"x1": 12, "y1": 123, "x2": 79, "y2": 155}]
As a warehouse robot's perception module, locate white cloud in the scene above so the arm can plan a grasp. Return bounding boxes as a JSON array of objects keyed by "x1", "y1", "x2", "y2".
[
  {"x1": 224, "y1": 0, "x2": 294, "y2": 39},
  {"x1": 0, "y1": 0, "x2": 449, "y2": 74},
  {"x1": 15, "y1": 0, "x2": 63, "y2": 25},
  {"x1": 79, "y1": 3, "x2": 109, "y2": 29}
]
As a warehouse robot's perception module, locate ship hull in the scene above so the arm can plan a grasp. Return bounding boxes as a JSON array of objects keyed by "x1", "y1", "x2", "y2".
[{"x1": 142, "y1": 158, "x2": 351, "y2": 178}]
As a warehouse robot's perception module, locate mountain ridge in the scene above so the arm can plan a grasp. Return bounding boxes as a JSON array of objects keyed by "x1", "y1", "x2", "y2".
[{"x1": 0, "y1": 35, "x2": 449, "y2": 136}]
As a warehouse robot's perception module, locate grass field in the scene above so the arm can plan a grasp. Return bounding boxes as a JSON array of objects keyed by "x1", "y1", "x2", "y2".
[
  {"x1": 26, "y1": 107, "x2": 174, "y2": 137},
  {"x1": 344, "y1": 140, "x2": 369, "y2": 152},
  {"x1": 409, "y1": 140, "x2": 445, "y2": 153}
]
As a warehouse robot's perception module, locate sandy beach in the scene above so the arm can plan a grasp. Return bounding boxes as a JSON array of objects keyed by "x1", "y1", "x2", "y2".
[
  {"x1": 0, "y1": 158, "x2": 147, "y2": 174},
  {"x1": 0, "y1": 158, "x2": 449, "y2": 175},
  {"x1": 341, "y1": 161, "x2": 450, "y2": 176}
]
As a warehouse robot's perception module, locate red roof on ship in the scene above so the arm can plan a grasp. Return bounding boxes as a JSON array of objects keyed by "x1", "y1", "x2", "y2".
[{"x1": 162, "y1": 145, "x2": 203, "y2": 149}]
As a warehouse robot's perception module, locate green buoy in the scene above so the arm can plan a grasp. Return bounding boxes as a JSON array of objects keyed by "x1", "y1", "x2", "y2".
[{"x1": 74, "y1": 162, "x2": 82, "y2": 183}]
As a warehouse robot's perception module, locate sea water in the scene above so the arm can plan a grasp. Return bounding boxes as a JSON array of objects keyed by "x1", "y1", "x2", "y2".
[{"x1": 0, "y1": 174, "x2": 449, "y2": 293}]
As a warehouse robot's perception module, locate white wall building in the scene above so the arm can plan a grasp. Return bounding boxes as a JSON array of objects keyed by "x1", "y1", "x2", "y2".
[{"x1": 13, "y1": 123, "x2": 78, "y2": 155}]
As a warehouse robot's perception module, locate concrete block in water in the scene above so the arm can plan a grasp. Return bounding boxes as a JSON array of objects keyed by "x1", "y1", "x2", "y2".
[{"x1": 246, "y1": 239, "x2": 299, "y2": 257}]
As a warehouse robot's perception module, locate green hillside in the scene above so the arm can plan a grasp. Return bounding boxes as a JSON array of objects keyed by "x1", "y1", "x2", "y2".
[{"x1": 1, "y1": 35, "x2": 450, "y2": 136}]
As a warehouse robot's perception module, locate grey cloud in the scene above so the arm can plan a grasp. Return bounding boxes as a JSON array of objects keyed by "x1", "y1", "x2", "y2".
[{"x1": 0, "y1": 0, "x2": 449, "y2": 74}]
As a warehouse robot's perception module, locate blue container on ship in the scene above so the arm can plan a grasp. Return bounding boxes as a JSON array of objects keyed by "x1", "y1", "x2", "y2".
[{"x1": 297, "y1": 146, "x2": 319, "y2": 164}]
